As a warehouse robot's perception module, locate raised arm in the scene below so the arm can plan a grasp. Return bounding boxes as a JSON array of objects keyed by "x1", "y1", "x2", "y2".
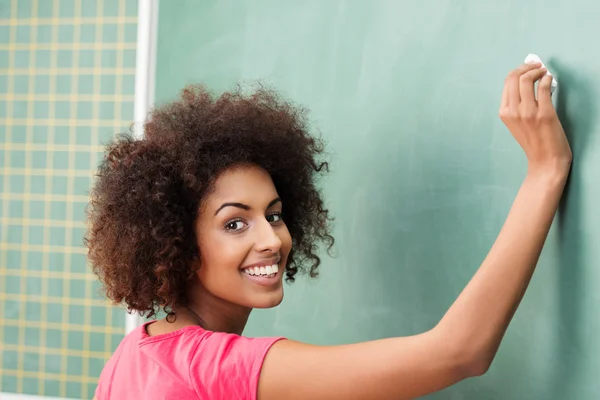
[{"x1": 258, "y1": 62, "x2": 572, "y2": 400}]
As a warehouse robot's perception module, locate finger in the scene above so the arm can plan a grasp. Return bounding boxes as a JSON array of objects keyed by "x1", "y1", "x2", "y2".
[
  {"x1": 508, "y1": 62, "x2": 542, "y2": 106},
  {"x1": 537, "y1": 74, "x2": 555, "y2": 111},
  {"x1": 519, "y1": 68, "x2": 548, "y2": 105}
]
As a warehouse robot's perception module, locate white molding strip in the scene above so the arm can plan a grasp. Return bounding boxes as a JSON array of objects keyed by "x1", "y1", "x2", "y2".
[
  {"x1": 0, "y1": 393, "x2": 67, "y2": 400},
  {"x1": 126, "y1": 0, "x2": 159, "y2": 335}
]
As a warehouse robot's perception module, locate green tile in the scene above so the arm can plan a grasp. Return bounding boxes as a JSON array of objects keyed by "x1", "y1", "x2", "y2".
[
  {"x1": 26, "y1": 276, "x2": 43, "y2": 295},
  {"x1": 70, "y1": 279, "x2": 87, "y2": 298},
  {"x1": 4, "y1": 299, "x2": 21, "y2": 319},
  {"x1": 47, "y1": 302, "x2": 63, "y2": 323},
  {"x1": 100, "y1": 74, "x2": 116, "y2": 93},
  {"x1": 5, "y1": 276, "x2": 21, "y2": 294},
  {"x1": 50, "y1": 201, "x2": 67, "y2": 219},
  {"x1": 70, "y1": 252, "x2": 88, "y2": 273},
  {"x1": 79, "y1": 75, "x2": 94, "y2": 94},
  {"x1": 76, "y1": 126, "x2": 93, "y2": 145},
  {"x1": 28, "y1": 225, "x2": 44, "y2": 245},
  {"x1": 48, "y1": 278, "x2": 63, "y2": 297},
  {"x1": 103, "y1": 0, "x2": 119, "y2": 17},
  {"x1": 52, "y1": 176, "x2": 68, "y2": 194},
  {"x1": 89, "y1": 332, "x2": 105, "y2": 352},
  {"x1": 59, "y1": 0, "x2": 75, "y2": 17},
  {"x1": 67, "y1": 355, "x2": 83, "y2": 375},
  {"x1": 36, "y1": 49, "x2": 52, "y2": 67},
  {"x1": 46, "y1": 329, "x2": 63, "y2": 349},
  {"x1": 0, "y1": 50, "x2": 8, "y2": 68},
  {"x1": 27, "y1": 251, "x2": 43, "y2": 270},
  {"x1": 25, "y1": 327, "x2": 40, "y2": 346},
  {"x1": 81, "y1": 0, "x2": 97, "y2": 17},
  {"x1": 22, "y1": 377, "x2": 39, "y2": 395},
  {"x1": 4, "y1": 326, "x2": 19, "y2": 344},
  {"x1": 125, "y1": 0, "x2": 138, "y2": 16},
  {"x1": 58, "y1": 25, "x2": 74, "y2": 42},
  {"x1": 23, "y1": 353, "x2": 40, "y2": 373},
  {"x1": 77, "y1": 100, "x2": 93, "y2": 118},
  {"x1": 74, "y1": 176, "x2": 91, "y2": 195},
  {"x1": 33, "y1": 125, "x2": 48, "y2": 143},
  {"x1": 35, "y1": 74, "x2": 50, "y2": 93},
  {"x1": 7, "y1": 224, "x2": 23, "y2": 244},
  {"x1": 37, "y1": 25, "x2": 52, "y2": 43},
  {"x1": 88, "y1": 357, "x2": 105, "y2": 377},
  {"x1": 75, "y1": 150, "x2": 91, "y2": 169},
  {"x1": 14, "y1": 75, "x2": 29, "y2": 93},
  {"x1": 45, "y1": 379, "x2": 60, "y2": 397},
  {"x1": 102, "y1": 24, "x2": 118, "y2": 42},
  {"x1": 12, "y1": 100, "x2": 28, "y2": 118},
  {"x1": 16, "y1": 25, "x2": 30, "y2": 43},
  {"x1": 2, "y1": 350, "x2": 18, "y2": 370},
  {"x1": 52, "y1": 150, "x2": 69, "y2": 168},
  {"x1": 66, "y1": 382, "x2": 82, "y2": 400},
  {"x1": 98, "y1": 127, "x2": 115, "y2": 143},
  {"x1": 56, "y1": 75, "x2": 71, "y2": 94},
  {"x1": 1, "y1": 375, "x2": 17, "y2": 393},
  {"x1": 45, "y1": 353, "x2": 62, "y2": 374},
  {"x1": 6, "y1": 250, "x2": 21, "y2": 269},
  {"x1": 101, "y1": 50, "x2": 117, "y2": 68},
  {"x1": 15, "y1": 50, "x2": 30, "y2": 68},
  {"x1": 34, "y1": 101, "x2": 50, "y2": 118},
  {"x1": 10, "y1": 175, "x2": 25, "y2": 192},
  {"x1": 111, "y1": 308, "x2": 125, "y2": 327},
  {"x1": 99, "y1": 101, "x2": 114, "y2": 119},
  {"x1": 10, "y1": 150, "x2": 26, "y2": 167},
  {"x1": 123, "y1": 49, "x2": 136, "y2": 68},
  {"x1": 55, "y1": 101, "x2": 71, "y2": 118},
  {"x1": 32, "y1": 151, "x2": 48, "y2": 168},
  {"x1": 9, "y1": 199, "x2": 24, "y2": 218},
  {"x1": 81, "y1": 25, "x2": 96, "y2": 43},
  {"x1": 37, "y1": 2, "x2": 53, "y2": 17},
  {"x1": 125, "y1": 23, "x2": 137, "y2": 42},
  {"x1": 29, "y1": 200, "x2": 45, "y2": 219},
  {"x1": 0, "y1": 26, "x2": 9, "y2": 43},
  {"x1": 26, "y1": 301, "x2": 42, "y2": 321},
  {"x1": 54, "y1": 125, "x2": 70, "y2": 144},
  {"x1": 67, "y1": 329, "x2": 84, "y2": 349},
  {"x1": 72, "y1": 227, "x2": 86, "y2": 246},
  {"x1": 90, "y1": 306, "x2": 107, "y2": 325},
  {"x1": 79, "y1": 49, "x2": 95, "y2": 67},
  {"x1": 69, "y1": 305, "x2": 85, "y2": 325},
  {"x1": 29, "y1": 174, "x2": 45, "y2": 195},
  {"x1": 16, "y1": 0, "x2": 33, "y2": 17},
  {"x1": 57, "y1": 50, "x2": 73, "y2": 68},
  {"x1": 123, "y1": 75, "x2": 135, "y2": 93},
  {"x1": 48, "y1": 252, "x2": 65, "y2": 271},
  {"x1": 0, "y1": 100, "x2": 5, "y2": 118},
  {"x1": 111, "y1": 333, "x2": 123, "y2": 351},
  {"x1": 12, "y1": 125, "x2": 27, "y2": 142},
  {"x1": 0, "y1": 125, "x2": 5, "y2": 141}
]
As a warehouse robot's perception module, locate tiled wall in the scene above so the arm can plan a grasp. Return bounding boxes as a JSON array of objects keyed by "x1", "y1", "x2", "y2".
[{"x1": 0, "y1": 0, "x2": 137, "y2": 398}]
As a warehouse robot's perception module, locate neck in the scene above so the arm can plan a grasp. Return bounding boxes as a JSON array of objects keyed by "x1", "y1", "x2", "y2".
[{"x1": 178, "y1": 281, "x2": 251, "y2": 335}]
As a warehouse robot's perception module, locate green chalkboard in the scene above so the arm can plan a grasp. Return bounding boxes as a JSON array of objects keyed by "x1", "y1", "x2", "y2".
[{"x1": 154, "y1": 1, "x2": 600, "y2": 398}]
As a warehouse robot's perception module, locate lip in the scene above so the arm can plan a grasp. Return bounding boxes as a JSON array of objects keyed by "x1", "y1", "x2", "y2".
[{"x1": 242, "y1": 267, "x2": 282, "y2": 287}]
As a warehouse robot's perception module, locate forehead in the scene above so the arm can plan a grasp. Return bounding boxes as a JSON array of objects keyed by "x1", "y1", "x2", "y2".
[{"x1": 205, "y1": 165, "x2": 277, "y2": 205}]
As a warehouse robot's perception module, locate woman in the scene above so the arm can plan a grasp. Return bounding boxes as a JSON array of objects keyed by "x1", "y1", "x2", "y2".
[{"x1": 89, "y1": 62, "x2": 571, "y2": 399}]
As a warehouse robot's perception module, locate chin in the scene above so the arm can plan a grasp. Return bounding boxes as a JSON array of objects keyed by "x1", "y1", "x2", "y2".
[{"x1": 251, "y1": 290, "x2": 284, "y2": 309}]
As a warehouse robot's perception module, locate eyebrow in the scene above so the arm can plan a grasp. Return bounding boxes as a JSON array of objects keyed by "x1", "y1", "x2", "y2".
[{"x1": 214, "y1": 197, "x2": 281, "y2": 216}]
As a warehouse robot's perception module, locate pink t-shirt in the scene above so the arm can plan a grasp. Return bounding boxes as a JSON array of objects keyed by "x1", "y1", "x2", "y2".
[{"x1": 95, "y1": 321, "x2": 285, "y2": 399}]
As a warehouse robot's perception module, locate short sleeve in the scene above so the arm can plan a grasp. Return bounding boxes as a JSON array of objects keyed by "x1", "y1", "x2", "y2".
[{"x1": 190, "y1": 332, "x2": 285, "y2": 400}]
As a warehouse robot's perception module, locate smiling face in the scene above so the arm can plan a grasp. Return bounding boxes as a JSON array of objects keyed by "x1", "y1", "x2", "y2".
[{"x1": 193, "y1": 164, "x2": 292, "y2": 311}]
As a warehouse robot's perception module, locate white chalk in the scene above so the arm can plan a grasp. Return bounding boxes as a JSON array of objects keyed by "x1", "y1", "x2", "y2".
[{"x1": 524, "y1": 53, "x2": 557, "y2": 93}]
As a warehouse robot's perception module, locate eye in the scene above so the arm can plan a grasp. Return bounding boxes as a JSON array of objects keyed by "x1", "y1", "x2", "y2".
[
  {"x1": 224, "y1": 219, "x2": 247, "y2": 232},
  {"x1": 266, "y1": 212, "x2": 283, "y2": 223}
]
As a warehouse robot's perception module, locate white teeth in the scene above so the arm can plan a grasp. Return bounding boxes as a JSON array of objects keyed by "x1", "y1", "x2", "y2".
[
  {"x1": 265, "y1": 265, "x2": 273, "y2": 274},
  {"x1": 253, "y1": 266, "x2": 261, "y2": 275},
  {"x1": 243, "y1": 263, "x2": 279, "y2": 277},
  {"x1": 259, "y1": 266, "x2": 266, "y2": 275}
]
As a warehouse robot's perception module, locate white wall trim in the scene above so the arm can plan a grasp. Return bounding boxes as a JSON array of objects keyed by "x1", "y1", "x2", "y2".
[
  {"x1": 127, "y1": 0, "x2": 159, "y2": 334},
  {"x1": 0, "y1": 393, "x2": 67, "y2": 400}
]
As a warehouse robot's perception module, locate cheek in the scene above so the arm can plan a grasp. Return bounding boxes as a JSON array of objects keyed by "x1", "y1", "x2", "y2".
[{"x1": 198, "y1": 235, "x2": 249, "y2": 279}]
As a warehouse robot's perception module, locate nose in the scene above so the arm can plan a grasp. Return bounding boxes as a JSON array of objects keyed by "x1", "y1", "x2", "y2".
[{"x1": 254, "y1": 218, "x2": 282, "y2": 254}]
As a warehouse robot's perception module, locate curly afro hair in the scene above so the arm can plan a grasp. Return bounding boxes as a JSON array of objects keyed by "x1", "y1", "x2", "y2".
[{"x1": 85, "y1": 84, "x2": 334, "y2": 319}]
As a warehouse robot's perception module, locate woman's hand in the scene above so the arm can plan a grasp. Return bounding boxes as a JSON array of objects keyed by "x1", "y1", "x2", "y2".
[{"x1": 499, "y1": 62, "x2": 572, "y2": 176}]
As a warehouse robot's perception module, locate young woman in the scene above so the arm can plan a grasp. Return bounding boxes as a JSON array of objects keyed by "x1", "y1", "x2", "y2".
[{"x1": 89, "y1": 62, "x2": 571, "y2": 399}]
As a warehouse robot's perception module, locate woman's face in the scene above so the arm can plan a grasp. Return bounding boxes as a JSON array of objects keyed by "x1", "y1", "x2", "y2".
[{"x1": 193, "y1": 165, "x2": 292, "y2": 310}]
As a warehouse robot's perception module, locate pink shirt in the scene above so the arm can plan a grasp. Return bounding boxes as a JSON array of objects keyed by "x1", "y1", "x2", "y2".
[{"x1": 95, "y1": 321, "x2": 285, "y2": 399}]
